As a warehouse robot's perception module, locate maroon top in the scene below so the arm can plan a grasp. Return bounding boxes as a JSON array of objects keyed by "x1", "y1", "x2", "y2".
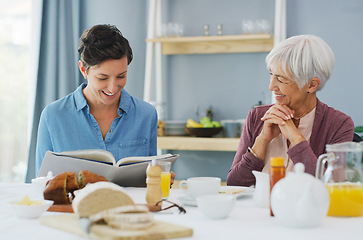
[{"x1": 226, "y1": 99, "x2": 354, "y2": 187}]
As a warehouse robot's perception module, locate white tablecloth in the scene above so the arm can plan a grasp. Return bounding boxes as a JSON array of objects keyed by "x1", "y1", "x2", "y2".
[{"x1": 0, "y1": 183, "x2": 362, "y2": 240}]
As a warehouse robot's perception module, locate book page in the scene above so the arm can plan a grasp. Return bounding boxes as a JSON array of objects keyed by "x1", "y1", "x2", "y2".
[
  {"x1": 116, "y1": 153, "x2": 174, "y2": 167},
  {"x1": 59, "y1": 149, "x2": 116, "y2": 165}
]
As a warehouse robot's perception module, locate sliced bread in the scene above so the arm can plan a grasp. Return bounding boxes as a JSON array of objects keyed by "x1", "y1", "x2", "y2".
[{"x1": 72, "y1": 182, "x2": 134, "y2": 217}]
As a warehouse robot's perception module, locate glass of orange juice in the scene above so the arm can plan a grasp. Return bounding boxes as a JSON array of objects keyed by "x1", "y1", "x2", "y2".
[{"x1": 158, "y1": 162, "x2": 171, "y2": 199}]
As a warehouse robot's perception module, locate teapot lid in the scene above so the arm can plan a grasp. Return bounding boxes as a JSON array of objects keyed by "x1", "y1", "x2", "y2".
[
  {"x1": 285, "y1": 163, "x2": 316, "y2": 184},
  {"x1": 294, "y1": 163, "x2": 305, "y2": 174}
]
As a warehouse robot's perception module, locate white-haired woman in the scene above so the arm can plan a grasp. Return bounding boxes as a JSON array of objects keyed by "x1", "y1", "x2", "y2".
[{"x1": 227, "y1": 35, "x2": 354, "y2": 187}]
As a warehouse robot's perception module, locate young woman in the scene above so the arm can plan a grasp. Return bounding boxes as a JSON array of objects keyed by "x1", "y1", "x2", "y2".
[{"x1": 36, "y1": 24, "x2": 175, "y2": 183}]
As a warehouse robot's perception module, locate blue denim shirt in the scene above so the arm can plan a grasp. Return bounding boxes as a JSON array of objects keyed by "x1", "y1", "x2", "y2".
[{"x1": 35, "y1": 83, "x2": 158, "y2": 174}]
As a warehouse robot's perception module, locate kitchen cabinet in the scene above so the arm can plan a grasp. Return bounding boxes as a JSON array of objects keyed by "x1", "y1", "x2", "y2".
[{"x1": 157, "y1": 136, "x2": 240, "y2": 152}]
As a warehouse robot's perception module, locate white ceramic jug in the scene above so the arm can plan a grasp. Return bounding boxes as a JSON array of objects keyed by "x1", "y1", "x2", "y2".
[{"x1": 252, "y1": 170, "x2": 269, "y2": 208}]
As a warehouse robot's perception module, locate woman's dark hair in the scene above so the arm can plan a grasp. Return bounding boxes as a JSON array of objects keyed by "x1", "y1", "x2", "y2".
[{"x1": 78, "y1": 24, "x2": 133, "y2": 71}]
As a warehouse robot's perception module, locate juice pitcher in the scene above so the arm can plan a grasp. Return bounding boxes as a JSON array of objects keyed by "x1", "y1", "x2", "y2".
[{"x1": 316, "y1": 142, "x2": 363, "y2": 217}]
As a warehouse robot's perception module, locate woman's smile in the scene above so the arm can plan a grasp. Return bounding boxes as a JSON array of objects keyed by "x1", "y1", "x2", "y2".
[
  {"x1": 274, "y1": 93, "x2": 286, "y2": 101},
  {"x1": 102, "y1": 91, "x2": 116, "y2": 97}
]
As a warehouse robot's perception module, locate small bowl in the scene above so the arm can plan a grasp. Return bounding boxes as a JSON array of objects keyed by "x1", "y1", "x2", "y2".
[
  {"x1": 196, "y1": 194, "x2": 235, "y2": 219},
  {"x1": 165, "y1": 120, "x2": 188, "y2": 136},
  {"x1": 185, "y1": 127, "x2": 223, "y2": 137},
  {"x1": 31, "y1": 171, "x2": 54, "y2": 199},
  {"x1": 9, "y1": 200, "x2": 54, "y2": 218}
]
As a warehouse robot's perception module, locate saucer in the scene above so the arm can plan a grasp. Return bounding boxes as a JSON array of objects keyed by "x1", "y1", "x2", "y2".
[{"x1": 178, "y1": 195, "x2": 197, "y2": 206}]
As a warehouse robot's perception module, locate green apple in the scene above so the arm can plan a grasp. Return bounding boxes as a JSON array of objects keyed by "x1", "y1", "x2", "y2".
[
  {"x1": 203, "y1": 122, "x2": 214, "y2": 128},
  {"x1": 212, "y1": 121, "x2": 221, "y2": 127},
  {"x1": 200, "y1": 116, "x2": 211, "y2": 125}
]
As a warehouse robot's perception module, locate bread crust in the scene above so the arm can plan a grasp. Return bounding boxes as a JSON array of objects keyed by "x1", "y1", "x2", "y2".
[
  {"x1": 43, "y1": 172, "x2": 68, "y2": 204},
  {"x1": 43, "y1": 171, "x2": 108, "y2": 204}
]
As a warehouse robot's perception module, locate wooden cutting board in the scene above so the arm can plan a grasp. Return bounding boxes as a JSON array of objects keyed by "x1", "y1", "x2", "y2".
[
  {"x1": 40, "y1": 214, "x2": 193, "y2": 240},
  {"x1": 48, "y1": 204, "x2": 73, "y2": 213},
  {"x1": 47, "y1": 204, "x2": 160, "y2": 213}
]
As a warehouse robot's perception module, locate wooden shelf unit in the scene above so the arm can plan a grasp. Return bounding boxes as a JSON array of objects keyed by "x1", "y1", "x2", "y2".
[
  {"x1": 146, "y1": 34, "x2": 274, "y2": 55},
  {"x1": 157, "y1": 136, "x2": 240, "y2": 152}
]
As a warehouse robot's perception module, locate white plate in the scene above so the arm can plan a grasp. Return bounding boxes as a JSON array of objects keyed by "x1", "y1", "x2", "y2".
[
  {"x1": 178, "y1": 195, "x2": 197, "y2": 206},
  {"x1": 219, "y1": 186, "x2": 254, "y2": 198}
]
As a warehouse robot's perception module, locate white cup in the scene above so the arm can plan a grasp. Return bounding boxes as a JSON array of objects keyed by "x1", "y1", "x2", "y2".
[
  {"x1": 31, "y1": 171, "x2": 54, "y2": 199},
  {"x1": 31, "y1": 177, "x2": 49, "y2": 199},
  {"x1": 179, "y1": 177, "x2": 221, "y2": 199}
]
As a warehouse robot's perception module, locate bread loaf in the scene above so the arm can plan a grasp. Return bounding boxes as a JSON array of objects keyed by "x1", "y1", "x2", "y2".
[
  {"x1": 72, "y1": 182, "x2": 134, "y2": 217},
  {"x1": 43, "y1": 172, "x2": 68, "y2": 204},
  {"x1": 43, "y1": 170, "x2": 108, "y2": 204},
  {"x1": 78, "y1": 170, "x2": 108, "y2": 188}
]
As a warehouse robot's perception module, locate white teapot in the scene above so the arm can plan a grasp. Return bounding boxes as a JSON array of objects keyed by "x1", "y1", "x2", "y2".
[{"x1": 270, "y1": 163, "x2": 329, "y2": 228}]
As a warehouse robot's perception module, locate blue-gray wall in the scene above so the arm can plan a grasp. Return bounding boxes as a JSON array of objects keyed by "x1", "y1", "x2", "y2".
[{"x1": 80, "y1": 0, "x2": 363, "y2": 181}]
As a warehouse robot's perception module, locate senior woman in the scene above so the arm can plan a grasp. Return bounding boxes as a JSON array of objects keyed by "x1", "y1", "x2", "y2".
[
  {"x1": 35, "y1": 24, "x2": 175, "y2": 183},
  {"x1": 227, "y1": 35, "x2": 354, "y2": 187}
]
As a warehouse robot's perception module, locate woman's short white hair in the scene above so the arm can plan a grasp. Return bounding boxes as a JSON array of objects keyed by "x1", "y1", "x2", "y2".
[{"x1": 266, "y1": 35, "x2": 334, "y2": 91}]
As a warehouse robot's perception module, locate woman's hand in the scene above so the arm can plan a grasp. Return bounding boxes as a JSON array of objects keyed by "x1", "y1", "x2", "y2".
[
  {"x1": 261, "y1": 104, "x2": 305, "y2": 147},
  {"x1": 170, "y1": 171, "x2": 176, "y2": 186},
  {"x1": 251, "y1": 104, "x2": 292, "y2": 161},
  {"x1": 278, "y1": 119, "x2": 305, "y2": 147},
  {"x1": 260, "y1": 104, "x2": 294, "y2": 142}
]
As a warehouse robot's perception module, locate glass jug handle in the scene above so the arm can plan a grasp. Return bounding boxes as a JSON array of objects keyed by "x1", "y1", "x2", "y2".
[{"x1": 316, "y1": 153, "x2": 334, "y2": 180}]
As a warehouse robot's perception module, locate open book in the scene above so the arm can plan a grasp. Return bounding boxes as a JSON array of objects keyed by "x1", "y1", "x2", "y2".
[{"x1": 38, "y1": 150, "x2": 179, "y2": 187}]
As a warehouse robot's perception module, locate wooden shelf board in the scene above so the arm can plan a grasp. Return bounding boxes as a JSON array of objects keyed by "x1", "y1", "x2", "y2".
[
  {"x1": 157, "y1": 136, "x2": 240, "y2": 152},
  {"x1": 146, "y1": 34, "x2": 273, "y2": 43},
  {"x1": 146, "y1": 34, "x2": 274, "y2": 55}
]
